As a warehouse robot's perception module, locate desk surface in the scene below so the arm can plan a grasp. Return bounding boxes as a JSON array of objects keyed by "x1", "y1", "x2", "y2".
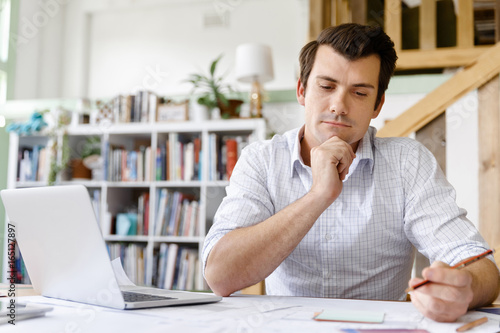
[{"x1": 1, "y1": 290, "x2": 500, "y2": 333}]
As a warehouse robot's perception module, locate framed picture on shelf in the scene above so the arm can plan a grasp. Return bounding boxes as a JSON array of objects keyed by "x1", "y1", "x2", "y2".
[{"x1": 157, "y1": 100, "x2": 189, "y2": 122}]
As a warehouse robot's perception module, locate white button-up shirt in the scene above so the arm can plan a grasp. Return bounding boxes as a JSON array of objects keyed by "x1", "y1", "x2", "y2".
[{"x1": 203, "y1": 126, "x2": 491, "y2": 300}]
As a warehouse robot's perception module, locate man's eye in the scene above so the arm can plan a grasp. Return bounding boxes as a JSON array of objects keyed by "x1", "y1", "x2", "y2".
[
  {"x1": 320, "y1": 85, "x2": 332, "y2": 90},
  {"x1": 355, "y1": 91, "x2": 367, "y2": 96}
]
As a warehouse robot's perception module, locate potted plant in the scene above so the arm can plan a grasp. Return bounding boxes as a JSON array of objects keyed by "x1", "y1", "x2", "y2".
[
  {"x1": 185, "y1": 55, "x2": 243, "y2": 119},
  {"x1": 71, "y1": 136, "x2": 101, "y2": 180}
]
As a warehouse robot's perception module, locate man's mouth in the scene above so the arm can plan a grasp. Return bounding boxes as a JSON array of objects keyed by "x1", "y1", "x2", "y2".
[{"x1": 322, "y1": 120, "x2": 350, "y2": 127}]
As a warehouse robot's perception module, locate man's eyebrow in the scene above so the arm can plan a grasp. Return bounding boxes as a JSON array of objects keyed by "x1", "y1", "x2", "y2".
[{"x1": 316, "y1": 75, "x2": 375, "y2": 89}]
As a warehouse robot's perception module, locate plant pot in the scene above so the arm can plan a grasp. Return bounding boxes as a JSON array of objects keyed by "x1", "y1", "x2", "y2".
[
  {"x1": 218, "y1": 99, "x2": 244, "y2": 119},
  {"x1": 71, "y1": 158, "x2": 92, "y2": 180}
]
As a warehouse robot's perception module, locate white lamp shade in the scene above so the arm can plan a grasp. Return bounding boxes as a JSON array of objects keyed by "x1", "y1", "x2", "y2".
[{"x1": 235, "y1": 43, "x2": 274, "y2": 83}]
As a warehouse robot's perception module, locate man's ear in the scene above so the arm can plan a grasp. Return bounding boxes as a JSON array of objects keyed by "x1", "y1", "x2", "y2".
[
  {"x1": 372, "y1": 93, "x2": 385, "y2": 119},
  {"x1": 296, "y1": 79, "x2": 306, "y2": 106}
]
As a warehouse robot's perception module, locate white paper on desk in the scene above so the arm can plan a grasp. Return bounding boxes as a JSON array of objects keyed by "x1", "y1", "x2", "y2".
[
  {"x1": 111, "y1": 257, "x2": 135, "y2": 286},
  {"x1": 0, "y1": 300, "x2": 53, "y2": 325}
]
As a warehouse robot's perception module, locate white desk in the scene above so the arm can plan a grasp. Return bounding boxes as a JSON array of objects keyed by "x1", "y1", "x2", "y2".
[{"x1": 2, "y1": 294, "x2": 500, "y2": 332}]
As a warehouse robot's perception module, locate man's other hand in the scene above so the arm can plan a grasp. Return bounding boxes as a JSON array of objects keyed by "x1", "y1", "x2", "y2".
[{"x1": 408, "y1": 261, "x2": 473, "y2": 322}]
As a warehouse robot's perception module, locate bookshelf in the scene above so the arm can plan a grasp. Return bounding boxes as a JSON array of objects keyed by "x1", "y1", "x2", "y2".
[{"x1": 3, "y1": 118, "x2": 266, "y2": 291}]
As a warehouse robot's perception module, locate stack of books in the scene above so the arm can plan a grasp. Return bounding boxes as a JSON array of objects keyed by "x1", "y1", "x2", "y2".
[
  {"x1": 154, "y1": 189, "x2": 199, "y2": 237},
  {"x1": 157, "y1": 134, "x2": 202, "y2": 181},
  {"x1": 112, "y1": 91, "x2": 158, "y2": 123},
  {"x1": 16, "y1": 145, "x2": 51, "y2": 182},
  {"x1": 208, "y1": 134, "x2": 251, "y2": 181},
  {"x1": 154, "y1": 244, "x2": 201, "y2": 291},
  {"x1": 105, "y1": 144, "x2": 152, "y2": 182}
]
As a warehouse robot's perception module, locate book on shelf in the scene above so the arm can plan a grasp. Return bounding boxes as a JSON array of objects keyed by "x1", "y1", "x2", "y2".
[
  {"x1": 155, "y1": 134, "x2": 201, "y2": 182},
  {"x1": 155, "y1": 244, "x2": 200, "y2": 290},
  {"x1": 106, "y1": 144, "x2": 152, "y2": 182},
  {"x1": 89, "y1": 189, "x2": 101, "y2": 225},
  {"x1": 164, "y1": 243, "x2": 178, "y2": 290},
  {"x1": 16, "y1": 145, "x2": 51, "y2": 182},
  {"x1": 225, "y1": 138, "x2": 237, "y2": 180},
  {"x1": 208, "y1": 134, "x2": 251, "y2": 181},
  {"x1": 154, "y1": 189, "x2": 200, "y2": 237},
  {"x1": 155, "y1": 188, "x2": 168, "y2": 236},
  {"x1": 112, "y1": 91, "x2": 157, "y2": 124}
]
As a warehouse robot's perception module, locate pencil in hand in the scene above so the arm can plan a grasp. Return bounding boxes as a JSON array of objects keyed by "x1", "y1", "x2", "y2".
[{"x1": 406, "y1": 249, "x2": 494, "y2": 293}]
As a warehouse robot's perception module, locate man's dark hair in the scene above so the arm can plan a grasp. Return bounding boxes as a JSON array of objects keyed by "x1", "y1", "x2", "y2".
[{"x1": 299, "y1": 23, "x2": 398, "y2": 109}]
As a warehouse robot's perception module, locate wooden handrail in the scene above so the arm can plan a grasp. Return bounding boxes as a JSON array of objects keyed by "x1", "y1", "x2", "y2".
[
  {"x1": 396, "y1": 46, "x2": 491, "y2": 70},
  {"x1": 378, "y1": 42, "x2": 500, "y2": 137}
]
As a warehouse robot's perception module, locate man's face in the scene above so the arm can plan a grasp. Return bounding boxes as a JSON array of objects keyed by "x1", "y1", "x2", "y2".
[{"x1": 297, "y1": 45, "x2": 384, "y2": 151}]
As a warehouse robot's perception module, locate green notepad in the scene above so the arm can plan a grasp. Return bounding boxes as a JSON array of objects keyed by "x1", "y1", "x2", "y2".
[{"x1": 313, "y1": 309, "x2": 385, "y2": 323}]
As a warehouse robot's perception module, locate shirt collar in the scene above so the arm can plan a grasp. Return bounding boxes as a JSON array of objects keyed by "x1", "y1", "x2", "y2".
[
  {"x1": 290, "y1": 125, "x2": 306, "y2": 177},
  {"x1": 343, "y1": 126, "x2": 375, "y2": 181},
  {"x1": 289, "y1": 125, "x2": 375, "y2": 179}
]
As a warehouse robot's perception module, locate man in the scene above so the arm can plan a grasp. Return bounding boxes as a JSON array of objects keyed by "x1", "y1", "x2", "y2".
[{"x1": 203, "y1": 23, "x2": 499, "y2": 322}]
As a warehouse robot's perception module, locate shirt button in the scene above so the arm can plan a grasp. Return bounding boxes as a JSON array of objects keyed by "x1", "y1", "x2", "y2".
[{"x1": 325, "y1": 234, "x2": 332, "y2": 240}]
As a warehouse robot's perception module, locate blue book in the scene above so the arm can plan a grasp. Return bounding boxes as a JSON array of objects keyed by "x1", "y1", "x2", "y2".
[
  {"x1": 31, "y1": 145, "x2": 40, "y2": 181},
  {"x1": 128, "y1": 150, "x2": 138, "y2": 181}
]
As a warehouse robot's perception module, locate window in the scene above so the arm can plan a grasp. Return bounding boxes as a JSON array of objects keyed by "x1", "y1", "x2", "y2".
[
  {"x1": 0, "y1": 0, "x2": 11, "y2": 63},
  {"x1": 0, "y1": 70, "x2": 6, "y2": 104},
  {"x1": 0, "y1": 0, "x2": 12, "y2": 103}
]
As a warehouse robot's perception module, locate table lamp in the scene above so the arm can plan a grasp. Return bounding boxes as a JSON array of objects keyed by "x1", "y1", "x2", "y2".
[{"x1": 235, "y1": 43, "x2": 274, "y2": 118}]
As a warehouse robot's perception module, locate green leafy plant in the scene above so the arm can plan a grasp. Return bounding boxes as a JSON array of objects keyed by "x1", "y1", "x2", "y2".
[
  {"x1": 80, "y1": 136, "x2": 101, "y2": 159},
  {"x1": 185, "y1": 55, "x2": 242, "y2": 118},
  {"x1": 47, "y1": 109, "x2": 72, "y2": 185}
]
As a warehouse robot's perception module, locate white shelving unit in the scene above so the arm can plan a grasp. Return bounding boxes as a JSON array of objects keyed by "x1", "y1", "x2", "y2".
[{"x1": 3, "y1": 118, "x2": 266, "y2": 290}]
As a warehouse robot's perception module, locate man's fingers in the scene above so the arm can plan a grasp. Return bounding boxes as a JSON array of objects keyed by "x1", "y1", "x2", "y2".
[
  {"x1": 336, "y1": 156, "x2": 351, "y2": 179},
  {"x1": 323, "y1": 135, "x2": 356, "y2": 157},
  {"x1": 410, "y1": 291, "x2": 465, "y2": 322},
  {"x1": 411, "y1": 281, "x2": 471, "y2": 303},
  {"x1": 430, "y1": 261, "x2": 449, "y2": 268},
  {"x1": 422, "y1": 264, "x2": 472, "y2": 288}
]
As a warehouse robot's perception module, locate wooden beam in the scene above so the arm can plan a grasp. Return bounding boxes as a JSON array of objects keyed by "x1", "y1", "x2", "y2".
[
  {"x1": 478, "y1": 75, "x2": 500, "y2": 249},
  {"x1": 420, "y1": 0, "x2": 437, "y2": 50},
  {"x1": 309, "y1": 0, "x2": 325, "y2": 41},
  {"x1": 331, "y1": 0, "x2": 337, "y2": 26},
  {"x1": 396, "y1": 46, "x2": 490, "y2": 70},
  {"x1": 338, "y1": 0, "x2": 351, "y2": 25},
  {"x1": 378, "y1": 42, "x2": 500, "y2": 137},
  {"x1": 350, "y1": 0, "x2": 366, "y2": 25},
  {"x1": 241, "y1": 281, "x2": 265, "y2": 295},
  {"x1": 496, "y1": 0, "x2": 500, "y2": 42},
  {"x1": 457, "y1": 0, "x2": 474, "y2": 48},
  {"x1": 384, "y1": 0, "x2": 402, "y2": 51},
  {"x1": 324, "y1": 0, "x2": 332, "y2": 27}
]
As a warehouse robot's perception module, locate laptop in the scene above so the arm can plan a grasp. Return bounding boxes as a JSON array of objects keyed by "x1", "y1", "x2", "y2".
[{"x1": 0, "y1": 185, "x2": 222, "y2": 309}]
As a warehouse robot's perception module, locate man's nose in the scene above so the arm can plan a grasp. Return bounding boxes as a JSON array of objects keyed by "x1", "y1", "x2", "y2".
[{"x1": 329, "y1": 90, "x2": 348, "y2": 115}]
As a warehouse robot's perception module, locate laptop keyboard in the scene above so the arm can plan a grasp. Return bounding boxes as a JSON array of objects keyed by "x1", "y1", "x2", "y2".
[{"x1": 122, "y1": 291, "x2": 177, "y2": 303}]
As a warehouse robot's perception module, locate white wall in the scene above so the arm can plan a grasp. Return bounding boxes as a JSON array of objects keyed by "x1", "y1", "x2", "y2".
[
  {"x1": 13, "y1": 0, "x2": 308, "y2": 99},
  {"x1": 446, "y1": 91, "x2": 479, "y2": 227},
  {"x1": 87, "y1": 0, "x2": 306, "y2": 98}
]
